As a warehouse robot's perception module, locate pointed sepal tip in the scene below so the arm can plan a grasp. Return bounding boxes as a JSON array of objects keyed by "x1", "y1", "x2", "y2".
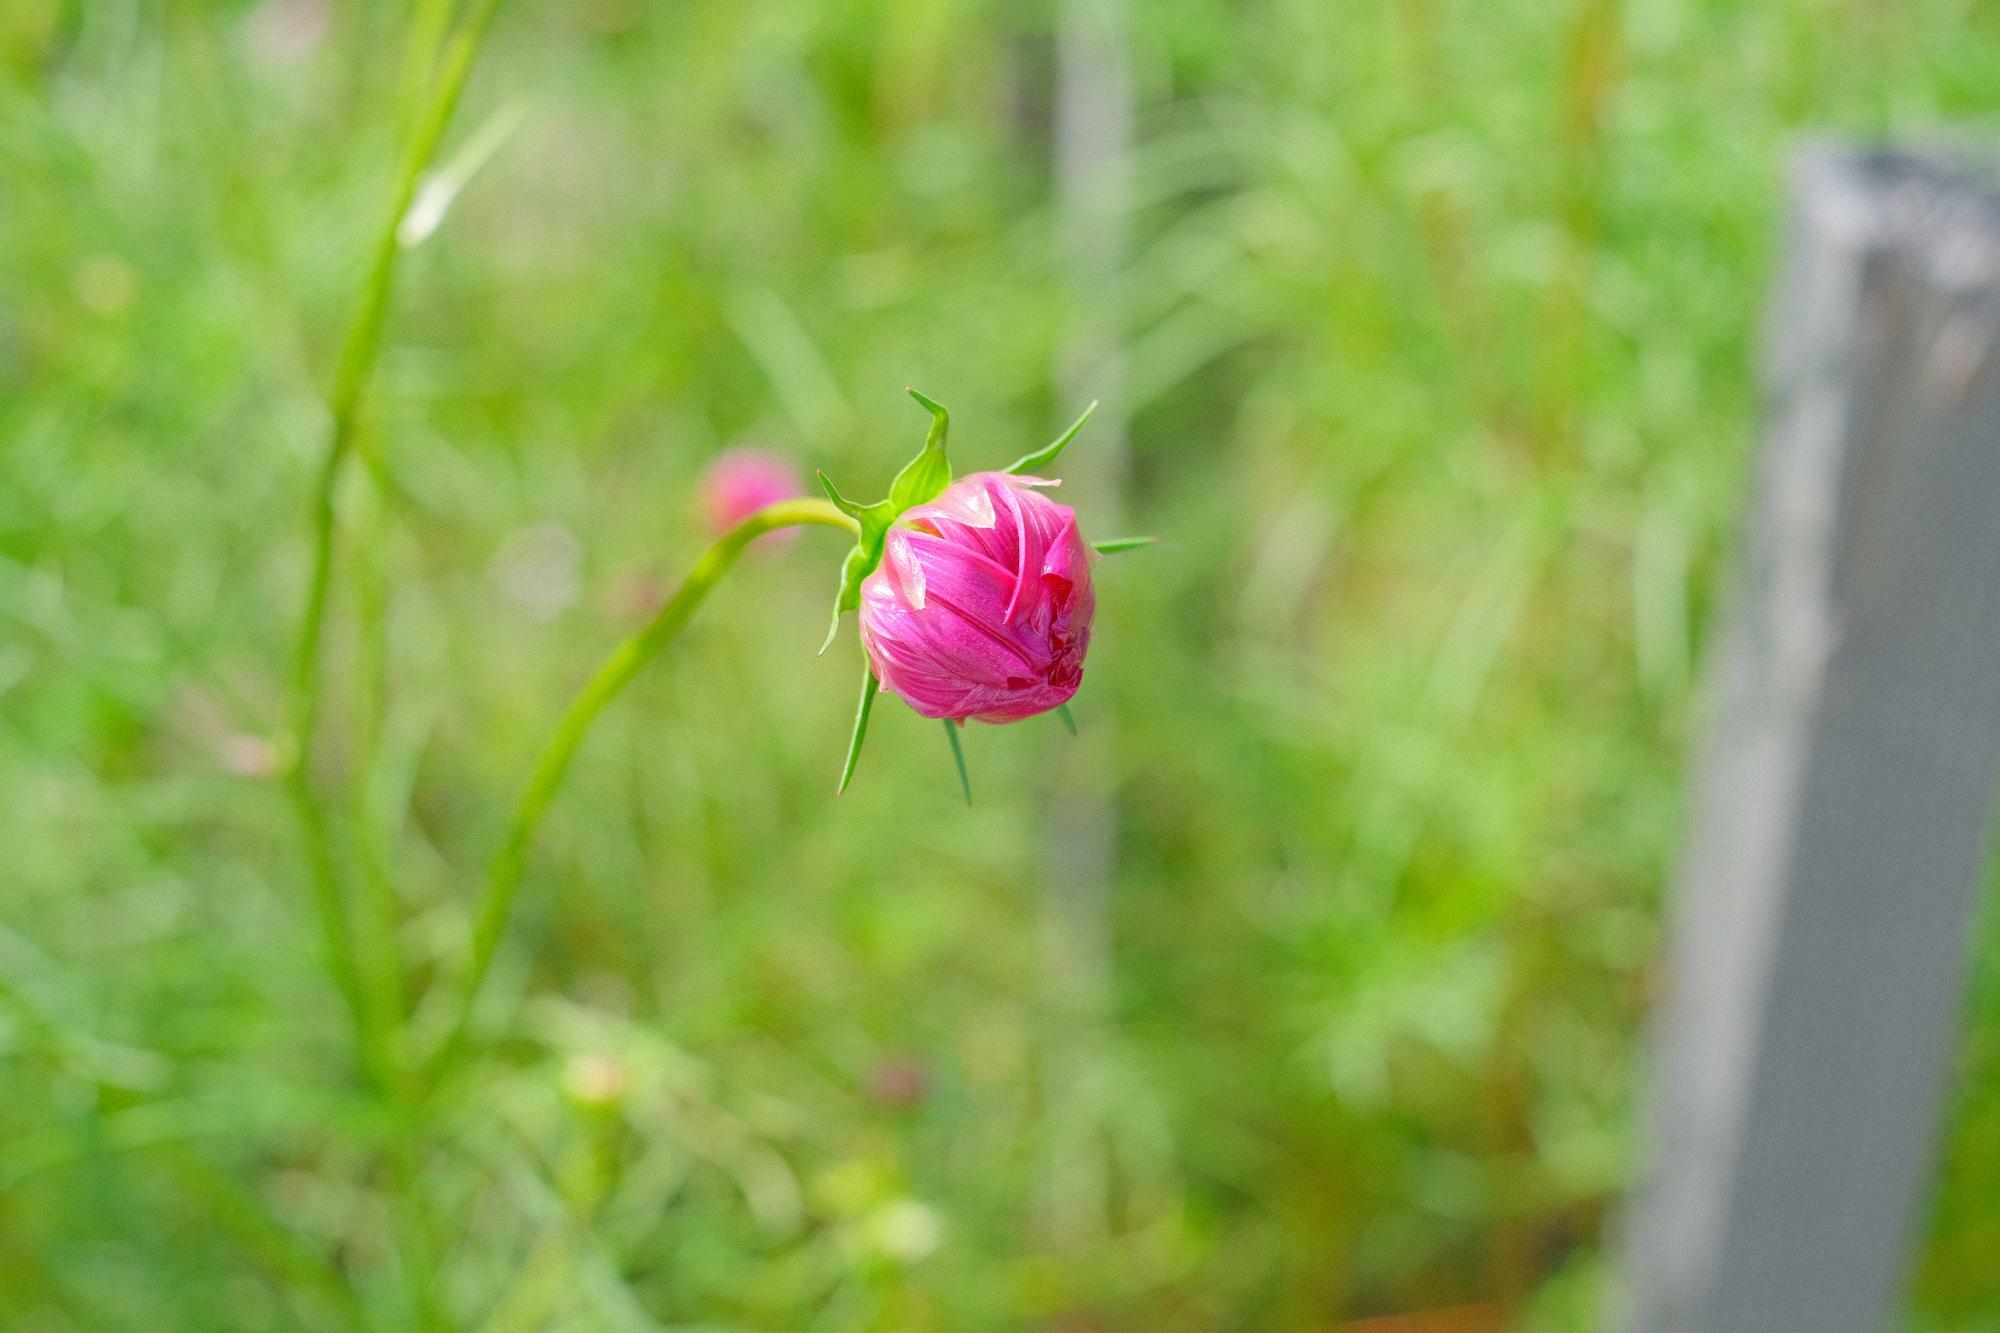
[
  {"x1": 838, "y1": 664, "x2": 881, "y2": 794},
  {"x1": 942, "y1": 718, "x2": 972, "y2": 805}
]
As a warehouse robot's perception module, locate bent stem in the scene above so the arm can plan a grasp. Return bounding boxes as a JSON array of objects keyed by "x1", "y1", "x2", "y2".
[{"x1": 424, "y1": 498, "x2": 857, "y2": 1085}]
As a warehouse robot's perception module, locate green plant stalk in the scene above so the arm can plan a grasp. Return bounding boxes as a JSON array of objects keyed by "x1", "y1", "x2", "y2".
[
  {"x1": 349, "y1": 456, "x2": 413, "y2": 1096},
  {"x1": 346, "y1": 490, "x2": 436, "y2": 1333},
  {"x1": 425, "y1": 498, "x2": 859, "y2": 1084},
  {"x1": 294, "y1": 0, "x2": 507, "y2": 746},
  {"x1": 345, "y1": 0, "x2": 477, "y2": 1090},
  {"x1": 383, "y1": 1125, "x2": 446, "y2": 1333},
  {"x1": 397, "y1": 0, "x2": 461, "y2": 132},
  {"x1": 284, "y1": 0, "x2": 506, "y2": 1071}
]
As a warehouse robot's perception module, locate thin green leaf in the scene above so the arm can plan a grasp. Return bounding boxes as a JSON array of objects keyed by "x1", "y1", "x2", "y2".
[
  {"x1": 889, "y1": 388, "x2": 952, "y2": 510},
  {"x1": 816, "y1": 468, "x2": 904, "y2": 654},
  {"x1": 1055, "y1": 703, "x2": 1078, "y2": 735},
  {"x1": 942, "y1": 719, "x2": 972, "y2": 805},
  {"x1": 1005, "y1": 400, "x2": 1098, "y2": 476},
  {"x1": 838, "y1": 665, "x2": 880, "y2": 794},
  {"x1": 1090, "y1": 535, "x2": 1158, "y2": 555}
]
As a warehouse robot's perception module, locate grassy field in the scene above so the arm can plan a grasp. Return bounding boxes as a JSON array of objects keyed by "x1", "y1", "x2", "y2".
[{"x1": 4, "y1": 0, "x2": 2000, "y2": 1328}]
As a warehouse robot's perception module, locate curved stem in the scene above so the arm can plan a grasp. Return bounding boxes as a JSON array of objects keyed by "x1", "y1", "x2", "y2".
[{"x1": 425, "y1": 498, "x2": 857, "y2": 1084}]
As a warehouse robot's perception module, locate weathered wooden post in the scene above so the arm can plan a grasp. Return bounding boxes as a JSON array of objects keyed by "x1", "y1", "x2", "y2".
[{"x1": 1621, "y1": 148, "x2": 2000, "y2": 1332}]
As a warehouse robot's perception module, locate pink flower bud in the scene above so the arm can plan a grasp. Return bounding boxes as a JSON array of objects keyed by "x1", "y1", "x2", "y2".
[
  {"x1": 858, "y1": 472, "x2": 1094, "y2": 723},
  {"x1": 698, "y1": 449, "x2": 803, "y2": 538}
]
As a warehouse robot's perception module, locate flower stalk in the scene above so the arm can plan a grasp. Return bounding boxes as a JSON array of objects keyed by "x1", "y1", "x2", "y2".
[{"x1": 424, "y1": 497, "x2": 857, "y2": 1083}]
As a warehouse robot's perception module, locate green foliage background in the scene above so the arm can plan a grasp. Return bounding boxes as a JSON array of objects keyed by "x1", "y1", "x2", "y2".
[{"x1": 3, "y1": 0, "x2": 1999, "y2": 1328}]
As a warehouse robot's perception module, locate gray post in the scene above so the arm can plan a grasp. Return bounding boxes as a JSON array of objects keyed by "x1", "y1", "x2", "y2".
[{"x1": 1622, "y1": 148, "x2": 2000, "y2": 1332}]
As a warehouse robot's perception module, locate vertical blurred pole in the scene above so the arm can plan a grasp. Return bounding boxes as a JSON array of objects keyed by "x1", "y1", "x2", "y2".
[
  {"x1": 1039, "y1": 0, "x2": 1132, "y2": 1239},
  {"x1": 1621, "y1": 148, "x2": 2000, "y2": 1333},
  {"x1": 1053, "y1": 0, "x2": 1132, "y2": 520}
]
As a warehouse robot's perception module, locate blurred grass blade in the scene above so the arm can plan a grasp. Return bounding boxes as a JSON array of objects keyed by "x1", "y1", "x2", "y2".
[
  {"x1": 819, "y1": 542, "x2": 869, "y2": 654},
  {"x1": 398, "y1": 97, "x2": 530, "y2": 247},
  {"x1": 839, "y1": 665, "x2": 880, "y2": 794},
  {"x1": 1055, "y1": 703, "x2": 1079, "y2": 735},
  {"x1": 1091, "y1": 535, "x2": 1157, "y2": 555},
  {"x1": 1005, "y1": 400, "x2": 1097, "y2": 475},
  {"x1": 285, "y1": 0, "x2": 510, "y2": 1083},
  {"x1": 942, "y1": 719, "x2": 972, "y2": 804},
  {"x1": 727, "y1": 284, "x2": 850, "y2": 437}
]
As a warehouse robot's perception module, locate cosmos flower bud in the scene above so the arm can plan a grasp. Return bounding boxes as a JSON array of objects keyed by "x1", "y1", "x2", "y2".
[
  {"x1": 698, "y1": 448, "x2": 803, "y2": 540},
  {"x1": 857, "y1": 471, "x2": 1094, "y2": 723}
]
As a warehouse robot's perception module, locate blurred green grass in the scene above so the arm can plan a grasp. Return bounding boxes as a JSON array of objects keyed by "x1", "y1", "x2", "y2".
[{"x1": 3, "y1": 0, "x2": 2000, "y2": 1328}]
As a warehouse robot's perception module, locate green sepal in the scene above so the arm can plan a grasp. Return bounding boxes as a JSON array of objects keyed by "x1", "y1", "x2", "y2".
[
  {"x1": 819, "y1": 544, "x2": 870, "y2": 654},
  {"x1": 889, "y1": 388, "x2": 952, "y2": 510},
  {"x1": 816, "y1": 471, "x2": 901, "y2": 655},
  {"x1": 1055, "y1": 702, "x2": 1079, "y2": 735},
  {"x1": 815, "y1": 394, "x2": 960, "y2": 653},
  {"x1": 816, "y1": 471, "x2": 899, "y2": 538},
  {"x1": 942, "y1": 719, "x2": 972, "y2": 805},
  {"x1": 837, "y1": 664, "x2": 880, "y2": 794},
  {"x1": 1005, "y1": 400, "x2": 1097, "y2": 476},
  {"x1": 1090, "y1": 535, "x2": 1157, "y2": 555}
]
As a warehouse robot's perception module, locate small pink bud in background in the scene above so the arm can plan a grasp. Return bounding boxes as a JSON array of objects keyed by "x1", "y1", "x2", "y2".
[
  {"x1": 698, "y1": 448, "x2": 804, "y2": 545},
  {"x1": 222, "y1": 733, "x2": 282, "y2": 779},
  {"x1": 858, "y1": 472, "x2": 1094, "y2": 723},
  {"x1": 561, "y1": 1052, "x2": 631, "y2": 1109},
  {"x1": 244, "y1": 0, "x2": 331, "y2": 65},
  {"x1": 864, "y1": 1056, "x2": 930, "y2": 1110},
  {"x1": 604, "y1": 571, "x2": 671, "y2": 624}
]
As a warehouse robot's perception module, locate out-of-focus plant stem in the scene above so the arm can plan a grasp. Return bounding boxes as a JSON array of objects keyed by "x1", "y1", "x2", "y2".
[
  {"x1": 283, "y1": 5, "x2": 505, "y2": 1324},
  {"x1": 425, "y1": 499, "x2": 859, "y2": 1086},
  {"x1": 349, "y1": 460, "x2": 411, "y2": 1088},
  {"x1": 397, "y1": 0, "x2": 461, "y2": 131},
  {"x1": 284, "y1": 0, "x2": 505, "y2": 1076},
  {"x1": 341, "y1": 0, "x2": 471, "y2": 1073}
]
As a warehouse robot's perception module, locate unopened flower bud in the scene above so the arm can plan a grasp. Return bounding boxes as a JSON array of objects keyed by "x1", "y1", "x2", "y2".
[
  {"x1": 561, "y1": 1052, "x2": 630, "y2": 1109},
  {"x1": 698, "y1": 448, "x2": 803, "y2": 541},
  {"x1": 858, "y1": 472, "x2": 1093, "y2": 723},
  {"x1": 864, "y1": 1056, "x2": 929, "y2": 1110}
]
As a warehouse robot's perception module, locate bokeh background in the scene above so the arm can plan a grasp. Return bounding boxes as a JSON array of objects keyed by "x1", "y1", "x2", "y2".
[{"x1": 5, "y1": 0, "x2": 2000, "y2": 1328}]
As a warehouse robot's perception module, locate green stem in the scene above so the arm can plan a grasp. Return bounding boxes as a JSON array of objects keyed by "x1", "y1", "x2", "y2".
[
  {"x1": 294, "y1": 0, "x2": 504, "y2": 745},
  {"x1": 384, "y1": 1123, "x2": 447, "y2": 1332},
  {"x1": 346, "y1": 0, "x2": 472, "y2": 1095},
  {"x1": 396, "y1": 0, "x2": 460, "y2": 132},
  {"x1": 350, "y1": 467, "x2": 413, "y2": 1096},
  {"x1": 283, "y1": 0, "x2": 506, "y2": 1066},
  {"x1": 425, "y1": 498, "x2": 857, "y2": 1084}
]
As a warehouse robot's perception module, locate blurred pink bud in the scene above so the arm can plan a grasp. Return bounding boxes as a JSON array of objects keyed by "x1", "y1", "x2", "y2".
[
  {"x1": 859, "y1": 472, "x2": 1094, "y2": 723},
  {"x1": 562, "y1": 1052, "x2": 631, "y2": 1109},
  {"x1": 864, "y1": 1056, "x2": 930, "y2": 1110},
  {"x1": 221, "y1": 733, "x2": 282, "y2": 779},
  {"x1": 699, "y1": 449, "x2": 803, "y2": 540},
  {"x1": 604, "y1": 571, "x2": 671, "y2": 624},
  {"x1": 244, "y1": 0, "x2": 331, "y2": 65}
]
